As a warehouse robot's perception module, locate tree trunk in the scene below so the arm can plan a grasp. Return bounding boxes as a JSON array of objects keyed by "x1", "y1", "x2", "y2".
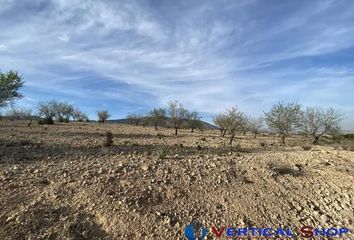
[
  {"x1": 281, "y1": 134, "x2": 286, "y2": 145},
  {"x1": 155, "y1": 124, "x2": 158, "y2": 130},
  {"x1": 312, "y1": 135, "x2": 320, "y2": 145},
  {"x1": 175, "y1": 128, "x2": 178, "y2": 135},
  {"x1": 254, "y1": 133, "x2": 257, "y2": 139},
  {"x1": 229, "y1": 134, "x2": 235, "y2": 145},
  {"x1": 220, "y1": 129, "x2": 223, "y2": 135},
  {"x1": 191, "y1": 128, "x2": 194, "y2": 133},
  {"x1": 222, "y1": 130, "x2": 226, "y2": 137},
  {"x1": 243, "y1": 131, "x2": 246, "y2": 136}
]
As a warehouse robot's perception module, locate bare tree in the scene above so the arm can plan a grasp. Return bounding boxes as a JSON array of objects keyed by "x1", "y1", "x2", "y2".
[
  {"x1": 0, "y1": 70, "x2": 24, "y2": 108},
  {"x1": 134, "y1": 114, "x2": 143, "y2": 126},
  {"x1": 248, "y1": 117, "x2": 263, "y2": 138},
  {"x1": 72, "y1": 108, "x2": 81, "y2": 121},
  {"x1": 6, "y1": 106, "x2": 32, "y2": 120},
  {"x1": 72, "y1": 108, "x2": 88, "y2": 122},
  {"x1": 63, "y1": 104, "x2": 74, "y2": 122},
  {"x1": 225, "y1": 106, "x2": 246, "y2": 145},
  {"x1": 37, "y1": 100, "x2": 56, "y2": 124},
  {"x1": 264, "y1": 101, "x2": 301, "y2": 145},
  {"x1": 300, "y1": 107, "x2": 342, "y2": 144},
  {"x1": 97, "y1": 110, "x2": 110, "y2": 123},
  {"x1": 187, "y1": 111, "x2": 202, "y2": 133},
  {"x1": 126, "y1": 113, "x2": 134, "y2": 125},
  {"x1": 149, "y1": 108, "x2": 166, "y2": 130},
  {"x1": 53, "y1": 102, "x2": 74, "y2": 122},
  {"x1": 328, "y1": 124, "x2": 342, "y2": 143},
  {"x1": 126, "y1": 113, "x2": 140, "y2": 125},
  {"x1": 240, "y1": 116, "x2": 250, "y2": 135},
  {"x1": 167, "y1": 100, "x2": 188, "y2": 135},
  {"x1": 213, "y1": 113, "x2": 229, "y2": 136}
]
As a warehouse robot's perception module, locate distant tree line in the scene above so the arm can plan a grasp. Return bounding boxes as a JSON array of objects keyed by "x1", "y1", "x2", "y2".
[
  {"x1": 36, "y1": 100, "x2": 89, "y2": 124},
  {"x1": 0, "y1": 70, "x2": 343, "y2": 145},
  {"x1": 122, "y1": 100, "x2": 204, "y2": 135},
  {"x1": 213, "y1": 101, "x2": 342, "y2": 145}
]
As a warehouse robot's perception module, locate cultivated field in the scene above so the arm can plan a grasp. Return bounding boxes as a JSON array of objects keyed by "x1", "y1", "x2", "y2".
[{"x1": 0, "y1": 121, "x2": 353, "y2": 239}]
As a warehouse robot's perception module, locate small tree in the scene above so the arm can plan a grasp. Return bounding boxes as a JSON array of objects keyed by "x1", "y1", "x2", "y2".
[
  {"x1": 300, "y1": 107, "x2": 342, "y2": 144},
  {"x1": 72, "y1": 108, "x2": 81, "y2": 121},
  {"x1": 134, "y1": 114, "x2": 143, "y2": 126},
  {"x1": 37, "y1": 100, "x2": 56, "y2": 124},
  {"x1": 6, "y1": 107, "x2": 32, "y2": 120},
  {"x1": 188, "y1": 111, "x2": 203, "y2": 133},
  {"x1": 264, "y1": 101, "x2": 301, "y2": 145},
  {"x1": 328, "y1": 124, "x2": 342, "y2": 143},
  {"x1": 240, "y1": 116, "x2": 250, "y2": 135},
  {"x1": 213, "y1": 113, "x2": 229, "y2": 137},
  {"x1": 126, "y1": 113, "x2": 140, "y2": 125},
  {"x1": 52, "y1": 102, "x2": 74, "y2": 122},
  {"x1": 225, "y1": 106, "x2": 246, "y2": 145},
  {"x1": 97, "y1": 110, "x2": 110, "y2": 123},
  {"x1": 0, "y1": 70, "x2": 24, "y2": 108},
  {"x1": 72, "y1": 108, "x2": 88, "y2": 122},
  {"x1": 126, "y1": 113, "x2": 134, "y2": 125},
  {"x1": 167, "y1": 100, "x2": 188, "y2": 135},
  {"x1": 248, "y1": 117, "x2": 263, "y2": 138},
  {"x1": 78, "y1": 113, "x2": 88, "y2": 122},
  {"x1": 149, "y1": 108, "x2": 166, "y2": 130}
]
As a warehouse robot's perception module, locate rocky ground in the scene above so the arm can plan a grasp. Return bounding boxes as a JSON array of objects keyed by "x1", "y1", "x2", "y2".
[{"x1": 0, "y1": 120, "x2": 353, "y2": 239}]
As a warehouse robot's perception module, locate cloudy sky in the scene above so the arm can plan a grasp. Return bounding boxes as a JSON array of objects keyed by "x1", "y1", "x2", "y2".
[{"x1": 1, "y1": 0, "x2": 353, "y2": 128}]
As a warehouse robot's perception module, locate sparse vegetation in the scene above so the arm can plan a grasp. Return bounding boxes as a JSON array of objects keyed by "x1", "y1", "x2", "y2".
[
  {"x1": 104, "y1": 131, "x2": 114, "y2": 147},
  {"x1": 72, "y1": 108, "x2": 88, "y2": 122},
  {"x1": 156, "y1": 146, "x2": 168, "y2": 159},
  {"x1": 224, "y1": 106, "x2": 246, "y2": 145},
  {"x1": 149, "y1": 108, "x2": 166, "y2": 130},
  {"x1": 187, "y1": 111, "x2": 202, "y2": 133},
  {"x1": 52, "y1": 101, "x2": 74, "y2": 122},
  {"x1": 264, "y1": 101, "x2": 301, "y2": 145},
  {"x1": 97, "y1": 110, "x2": 110, "y2": 123},
  {"x1": 6, "y1": 107, "x2": 32, "y2": 120},
  {"x1": 167, "y1": 100, "x2": 188, "y2": 135},
  {"x1": 300, "y1": 107, "x2": 342, "y2": 144},
  {"x1": 126, "y1": 113, "x2": 140, "y2": 126},
  {"x1": 302, "y1": 145, "x2": 312, "y2": 151},
  {"x1": 248, "y1": 117, "x2": 263, "y2": 139},
  {"x1": 37, "y1": 100, "x2": 56, "y2": 124},
  {"x1": 213, "y1": 113, "x2": 229, "y2": 136}
]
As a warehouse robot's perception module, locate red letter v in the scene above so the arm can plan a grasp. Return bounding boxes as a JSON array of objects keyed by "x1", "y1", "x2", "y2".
[{"x1": 211, "y1": 226, "x2": 225, "y2": 238}]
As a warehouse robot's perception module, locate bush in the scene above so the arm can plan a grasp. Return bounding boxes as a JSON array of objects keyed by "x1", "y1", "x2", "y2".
[
  {"x1": 341, "y1": 140, "x2": 354, "y2": 151},
  {"x1": 343, "y1": 134, "x2": 354, "y2": 141},
  {"x1": 302, "y1": 145, "x2": 312, "y2": 151},
  {"x1": 156, "y1": 147, "x2": 167, "y2": 159},
  {"x1": 38, "y1": 117, "x2": 54, "y2": 125},
  {"x1": 104, "y1": 131, "x2": 114, "y2": 147}
]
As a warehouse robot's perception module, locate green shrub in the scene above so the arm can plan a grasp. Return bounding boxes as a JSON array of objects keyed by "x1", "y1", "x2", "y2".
[{"x1": 38, "y1": 117, "x2": 54, "y2": 125}]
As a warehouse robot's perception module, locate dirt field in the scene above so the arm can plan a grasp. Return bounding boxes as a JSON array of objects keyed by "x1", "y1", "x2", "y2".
[{"x1": 0, "y1": 121, "x2": 353, "y2": 239}]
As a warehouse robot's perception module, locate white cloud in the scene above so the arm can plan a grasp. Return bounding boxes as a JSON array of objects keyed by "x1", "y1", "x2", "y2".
[{"x1": 0, "y1": 0, "x2": 354, "y2": 128}]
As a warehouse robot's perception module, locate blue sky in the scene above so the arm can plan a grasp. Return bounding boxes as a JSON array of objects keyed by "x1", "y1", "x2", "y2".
[{"x1": 1, "y1": 0, "x2": 354, "y2": 129}]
